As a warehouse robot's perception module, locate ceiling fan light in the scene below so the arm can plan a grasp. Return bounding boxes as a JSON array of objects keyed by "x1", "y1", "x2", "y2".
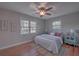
[{"x1": 40, "y1": 11, "x2": 45, "y2": 16}]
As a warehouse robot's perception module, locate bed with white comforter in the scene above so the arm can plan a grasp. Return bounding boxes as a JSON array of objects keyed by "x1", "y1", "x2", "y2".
[{"x1": 34, "y1": 34, "x2": 63, "y2": 54}]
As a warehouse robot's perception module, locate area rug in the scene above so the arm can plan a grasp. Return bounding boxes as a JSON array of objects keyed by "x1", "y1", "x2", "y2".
[
  {"x1": 19, "y1": 44, "x2": 68, "y2": 56},
  {"x1": 20, "y1": 45, "x2": 53, "y2": 56}
]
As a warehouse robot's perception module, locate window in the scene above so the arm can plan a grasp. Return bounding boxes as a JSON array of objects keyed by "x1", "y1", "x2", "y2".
[
  {"x1": 52, "y1": 21, "x2": 61, "y2": 29},
  {"x1": 30, "y1": 21, "x2": 36, "y2": 33},
  {"x1": 20, "y1": 20, "x2": 37, "y2": 34},
  {"x1": 21, "y1": 20, "x2": 29, "y2": 34}
]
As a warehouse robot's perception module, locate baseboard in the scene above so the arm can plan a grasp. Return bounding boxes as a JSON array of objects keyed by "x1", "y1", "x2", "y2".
[{"x1": 0, "y1": 40, "x2": 33, "y2": 50}]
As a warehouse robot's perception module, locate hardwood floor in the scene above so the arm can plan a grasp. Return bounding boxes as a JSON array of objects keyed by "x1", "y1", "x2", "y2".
[
  {"x1": 0, "y1": 42, "x2": 79, "y2": 56},
  {"x1": 62, "y1": 44, "x2": 79, "y2": 56},
  {"x1": 0, "y1": 42, "x2": 33, "y2": 56}
]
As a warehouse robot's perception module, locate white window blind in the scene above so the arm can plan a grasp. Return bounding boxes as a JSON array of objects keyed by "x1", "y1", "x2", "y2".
[
  {"x1": 30, "y1": 21, "x2": 36, "y2": 33},
  {"x1": 20, "y1": 20, "x2": 37, "y2": 34},
  {"x1": 52, "y1": 21, "x2": 61, "y2": 29},
  {"x1": 21, "y1": 20, "x2": 29, "y2": 34}
]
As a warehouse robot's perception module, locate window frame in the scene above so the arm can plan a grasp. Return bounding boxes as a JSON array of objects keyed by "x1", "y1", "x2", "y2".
[
  {"x1": 52, "y1": 21, "x2": 61, "y2": 29},
  {"x1": 30, "y1": 21, "x2": 37, "y2": 33},
  {"x1": 20, "y1": 20, "x2": 37, "y2": 34},
  {"x1": 20, "y1": 20, "x2": 29, "y2": 34}
]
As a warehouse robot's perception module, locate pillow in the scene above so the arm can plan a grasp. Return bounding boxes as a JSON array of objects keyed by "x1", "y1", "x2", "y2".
[
  {"x1": 54, "y1": 32, "x2": 62, "y2": 37},
  {"x1": 50, "y1": 32, "x2": 55, "y2": 36}
]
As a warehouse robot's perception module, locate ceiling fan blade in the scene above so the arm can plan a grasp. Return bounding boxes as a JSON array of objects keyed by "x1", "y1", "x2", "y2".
[
  {"x1": 46, "y1": 7, "x2": 53, "y2": 11},
  {"x1": 46, "y1": 13, "x2": 51, "y2": 15},
  {"x1": 49, "y1": 6, "x2": 56, "y2": 11}
]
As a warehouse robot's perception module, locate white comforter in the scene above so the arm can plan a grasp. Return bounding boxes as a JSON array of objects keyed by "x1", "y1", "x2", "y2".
[{"x1": 34, "y1": 34, "x2": 63, "y2": 54}]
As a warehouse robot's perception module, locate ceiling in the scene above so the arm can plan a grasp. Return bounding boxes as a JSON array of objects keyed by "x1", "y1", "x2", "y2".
[{"x1": 0, "y1": 2, "x2": 79, "y2": 19}]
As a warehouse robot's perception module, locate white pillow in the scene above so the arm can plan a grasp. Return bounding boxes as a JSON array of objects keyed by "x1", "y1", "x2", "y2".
[{"x1": 50, "y1": 32, "x2": 55, "y2": 36}]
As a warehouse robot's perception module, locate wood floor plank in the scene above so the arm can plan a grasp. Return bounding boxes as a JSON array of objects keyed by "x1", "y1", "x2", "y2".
[
  {"x1": 74, "y1": 47, "x2": 79, "y2": 56},
  {"x1": 0, "y1": 42, "x2": 79, "y2": 56}
]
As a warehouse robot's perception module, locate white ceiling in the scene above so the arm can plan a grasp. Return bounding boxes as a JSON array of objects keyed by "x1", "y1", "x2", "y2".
[{"x1": 0, "y1": 2, "x2": 79, "y2": 19}]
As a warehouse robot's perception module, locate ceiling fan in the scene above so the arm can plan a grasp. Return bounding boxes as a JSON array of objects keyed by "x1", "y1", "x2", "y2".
[{"x1": 30, "y1": 2, "x2": 56, "y2": 17}]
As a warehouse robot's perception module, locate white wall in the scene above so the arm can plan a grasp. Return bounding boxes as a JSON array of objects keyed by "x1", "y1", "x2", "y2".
[
  {"x1": 1, "y1": 8, "x2": 79, "y2": 49},
  {"x1": 0, "y1": 9, "x2": 45, "y2": 49},
  {"x1": 45, "y1": 12, "x2": 79, "y2": 33}
]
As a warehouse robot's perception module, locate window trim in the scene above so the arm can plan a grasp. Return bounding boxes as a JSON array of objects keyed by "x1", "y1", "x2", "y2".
[
  {"x1": 20, "y1": 20, "x2": 37, "y2": 34},
  {"x1": 30, "y1": 21, "x2": 37, "y2": 33},
  {"x1": 52, "y1": 21, "x2": 61, "y2": 29}
]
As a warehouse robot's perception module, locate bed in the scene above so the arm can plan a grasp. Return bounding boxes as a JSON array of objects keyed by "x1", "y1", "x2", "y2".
[{"x1": 34, "y1": 34, "x2": 63, "y2": 54}]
